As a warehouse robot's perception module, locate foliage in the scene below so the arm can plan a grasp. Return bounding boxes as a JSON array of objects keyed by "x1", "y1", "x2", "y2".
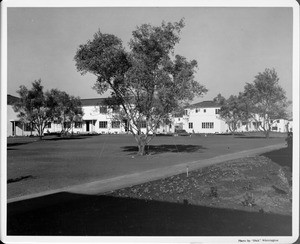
[
  {"x1": 13, "y1": 79, "x2": 53, "y2": 139},
  {"x1": 213, "y1": 93, "x2": 226, "y2": 106},
  {"x1": 241, "y1": 192, "x2": 256, "y2": 207},
  {"x1": 46, "y1": 89, "x2": 83, "y2": 135},
  {"x1": 209, "y1": 186, "x2": 218, "y2": 198},
  {"x1": 74, "y1": 19, "x2": 207, "y2": 155},
  {"x1": 243, "y1": 68, "x2": 289, "y2": 138},
  {"x1": 14, "y1": 80, "x2": 83, "y2": 138},
  {"x1": 214, "y1": 94, "x2": 247, "y2": 134}
]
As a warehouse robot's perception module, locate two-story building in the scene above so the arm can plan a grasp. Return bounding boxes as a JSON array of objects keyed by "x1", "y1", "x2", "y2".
[
  {"x1": 181, "y1": 101, "x2": 228, "y2": 134},
  {"x1": 6, "y1": 95, "x2": 292, "y2": 137},
  {"x1": 177, "y1": 100, "x2": 291, "y2": 134},
  {"x1": 6, "y1": 96, "x2": 172, "y2": 136}
]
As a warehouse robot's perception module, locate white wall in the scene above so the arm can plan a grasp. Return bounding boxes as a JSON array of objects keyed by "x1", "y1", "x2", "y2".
[
  {"x1": 185, "y1": 106, "x2": 228, "y2": 133},
  {"x1": 7, "y1": 102, "x2": 292, "y2": 137}
]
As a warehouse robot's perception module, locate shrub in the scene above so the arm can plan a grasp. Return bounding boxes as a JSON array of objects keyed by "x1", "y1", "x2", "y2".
[
  {"x1": 209, "y1": 186, "x2": 218, "y2": 198},
  {"x1": 241, "y1": 192, "x2": 256, "y2": 207}
]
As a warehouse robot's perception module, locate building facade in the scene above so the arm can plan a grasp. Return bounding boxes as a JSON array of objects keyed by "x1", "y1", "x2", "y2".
[{"x1": 7, "y1": 95, "x2": 291, "y2": 137}]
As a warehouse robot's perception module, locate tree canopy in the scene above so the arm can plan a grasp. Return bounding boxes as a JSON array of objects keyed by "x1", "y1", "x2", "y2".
[
  {"x1": 46, "y1": 89, "x2": 83, "y2": 135},
  {"x1": 243, "y1": 68, "x2": 289, "y2": 138},
  {"x1": 14, "y1": 79, "x2": 53, "y2": 139},
  {"x1": 74, "y1": 19, "x2": 207, "y2": 155},
  {"x1": 214, "y1": 94, "x2": 242, "y2": 134},
  {"x1": 14, "y1": 80, "x2": 83, "y2": 139}
]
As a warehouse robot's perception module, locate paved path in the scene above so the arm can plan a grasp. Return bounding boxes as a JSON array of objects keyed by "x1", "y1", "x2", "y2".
[{"x1": 8, "y1": 143, "x2": 285, "y2": 203}]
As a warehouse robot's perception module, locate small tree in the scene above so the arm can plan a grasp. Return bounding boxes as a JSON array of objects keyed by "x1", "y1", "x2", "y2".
[
  {"x1": 13, "y1": 79, "x2": 53, "y2": 139},
  {"x1": 47, "y1": 89, "x2": 84, "y2": 136},
  {"x1": 75, "y1": 19, "x2": 207, "y2": 155},
  {"x1": 213, "y1": 93, "x2": 226, "y2": 106},
  {"x1": 214, "y1": 94, "x2": 244, "y2": 135},
  {"x1": 243, "y1": 68, "x2": 289, "y2": 138}
]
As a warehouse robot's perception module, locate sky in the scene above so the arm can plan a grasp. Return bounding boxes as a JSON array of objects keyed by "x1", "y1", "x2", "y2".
[{"x1": 7, "y1": 7, "x2": 293, "y2": 103}]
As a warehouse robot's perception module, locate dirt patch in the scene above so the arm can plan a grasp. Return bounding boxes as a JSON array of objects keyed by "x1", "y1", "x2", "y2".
[{"x1": 106, "y1": 155, "x2": 292, "y2": 216}]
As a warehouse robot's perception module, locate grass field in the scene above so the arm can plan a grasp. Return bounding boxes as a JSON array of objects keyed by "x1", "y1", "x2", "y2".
[
  {"x1": 7, "y1": 133, "x2": 286, "y2": 199},
  {"x1": 7, "y1": 133, "x2": 293, "y2": 236},
  {"x1": 7, "y1": 147, "x2": 292, "y2": 236}
]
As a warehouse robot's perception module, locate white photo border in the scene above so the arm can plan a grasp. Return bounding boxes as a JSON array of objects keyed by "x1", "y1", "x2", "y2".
[{"x1": 1, "y1": 0, "x2": 299, "y2": 244}]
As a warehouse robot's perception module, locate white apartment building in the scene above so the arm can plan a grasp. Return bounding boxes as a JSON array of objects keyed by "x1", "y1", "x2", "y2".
[
  {"x1": 7, "y1": 95, "x2": 291, "y2": 137},
  {"x1": 7, "y1": 96, "x2": 172, "y2": 136},
  {"x1": 179, "y1": 100, "x2": 291, "y2": 134},
  {"x1": 180, "y1": 101, "x2": 228, "y2": 134}
]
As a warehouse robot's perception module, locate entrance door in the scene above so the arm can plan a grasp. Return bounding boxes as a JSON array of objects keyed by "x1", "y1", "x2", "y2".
[
  {"x1": 86, "y1": 121, "x2": 90, "y2": 132},
  {"x1": 11, "y1": 121, "x2": 15, "y2": 136},
  {"x1": 123, "y1": 119, "x2": 128, "y2": 132}
]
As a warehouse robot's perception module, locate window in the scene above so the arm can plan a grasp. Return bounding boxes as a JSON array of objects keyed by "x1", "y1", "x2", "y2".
[
  {"x1": 63, "y1": 122, "x2": 71, "y2": 129},
  {"x1": 184, "y1": 110, "x2": 188, "y2": 115},
  {"x1": 45, "y1": 122, "x2": 51, "y2": 129},
  {"x1": 252, "y1": 122, "x2": 262, "y2": 128},
  {"x1": 242, "y1": 122, "x2": 247, "y2": 126},
  {"x1": 272, "y1": 126, "x2": 278, "y2": 131},
  {"x1": 277, "y1": 120, "x2": 280, "y2": 123},
  {"x1": 215, "y1": 109, "x2": 220, "y2": 114},
  {"x1": 111, "y1": 121, "x2": 120, "y2": 128},
  {"x1": 195, "y1": 109, "x2": 199, "y2": 113},
  {"x1": 203, "y1": 109, "x2": 206, "y2": 113},
  {"x1": 139, "y1": 121, "x2": 147, "y2": 128},
  {"x1": 24, "y1": 123, "x2": 32, "y2": 131},
  {"x1": 189, "y1": 122, "x2": 193, "y2": 129},
  {"x1": 100, "y1": 106, "x2": 107, "y2": 114},
  {"x1": 202, "y1": 122, "x2": 214, "y2": 129},
  {"x1": 75, "y1": 122, "x2": 82, "y2": 128},
  {"x1": 178, "y1": 118, "x2": 181, "y2": 121},
  {"x1": 99, "y1": 121, "x2": 108, "y2": 128},
  {"x1": 112, "y1": 106, "x2": 120, "y2": 113}
]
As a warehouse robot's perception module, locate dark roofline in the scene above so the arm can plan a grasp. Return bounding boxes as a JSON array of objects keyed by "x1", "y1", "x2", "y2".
[
  {"x1": 7, "y1": 95, "x2": 20, "y2": 105},
  {"x1": 80, "y1": 97, "x2": 116, "y2": 106},
  {"x1": 188, "y1": 100, "x2": 220, "y2": 109}
]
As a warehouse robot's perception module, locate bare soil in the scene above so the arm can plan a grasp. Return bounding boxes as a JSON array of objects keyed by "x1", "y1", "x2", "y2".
[{"x1": 106, "y1": 154, "x2": 292, "y2": 216}]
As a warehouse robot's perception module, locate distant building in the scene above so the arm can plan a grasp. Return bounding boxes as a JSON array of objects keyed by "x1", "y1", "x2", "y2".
[
  {"x1": 180, "y1": 100, "x2": 291, "y2": 134},
  {"x1": 7, "y1": 95, "x2": 29, "y2": 137},
  {"x1": 6, "y1": 95, "x2": 291, "y2": 137},
  {"x1": 182, "y1": 101, "x2": 227, "y2": 134}
]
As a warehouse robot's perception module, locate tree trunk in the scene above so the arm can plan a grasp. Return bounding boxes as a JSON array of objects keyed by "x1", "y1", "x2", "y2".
[
  {"x1": 138, "y1": 143, "x2": 146, "y2": 156},
  {"x1": 38, "y1": 127, "x2": 43, "y2": 140},
  {"x1": 30, "y1": 123, "x2": 33, "y2": 136},
  {"x1": 265, "y1": 130, "x2": 270, "y2": 139},
  {"x1": 134, "y1": 134, "x2": 147, "y2": 156}
]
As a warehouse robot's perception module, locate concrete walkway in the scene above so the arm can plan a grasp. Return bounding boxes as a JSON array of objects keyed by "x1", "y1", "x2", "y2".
[{"x1": 8, "y1": 143, "x2": 285, "y2": 203}]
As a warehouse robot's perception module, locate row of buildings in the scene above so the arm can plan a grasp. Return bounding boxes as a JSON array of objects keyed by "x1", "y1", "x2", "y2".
[{"x1": 7, "y1": 95, "x2": 292, "y2": 137}]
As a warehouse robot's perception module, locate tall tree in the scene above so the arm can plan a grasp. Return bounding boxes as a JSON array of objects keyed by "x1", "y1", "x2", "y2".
[
  {"x1": 13, "y1": 79, "x2": 53, "y2": 139},
  {"x1": 46, "y1": 89, "x2": 83, "y2": 135},
  {"x1": 75, "y1": 19, "x2": 207, "y2": 155},
  {"x1": 243, "y1": 68, "x2": 289, "y2": 138}
]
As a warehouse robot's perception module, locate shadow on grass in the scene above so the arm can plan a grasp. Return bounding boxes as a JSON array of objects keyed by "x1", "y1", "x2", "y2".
[
  {"x1": 7, "y1": 175, "x2": 35, "y2": 184},
  {"x1": 122, "y1": 144, "x2": 207, "y2": 155},
  {"x1": 234, "y1": 136, "x2": 272, "y2": 139},
  {"x1": 261, "y1": 147, "x2": 292, "y2": 170},
  {"x1": 7, "y1": 192, "x2": 291, "y2": 236},
  {"x1": 45, "y1": 136, "x2": 92, "y2": 141},
  {"x1": 7, "y1": 142, "x2": 36, "y2": 147}
]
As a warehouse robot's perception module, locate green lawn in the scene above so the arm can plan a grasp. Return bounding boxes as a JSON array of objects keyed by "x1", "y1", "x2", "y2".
[{"x1": 7, "y1": 133, "x2": 286, "y2": 199}]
